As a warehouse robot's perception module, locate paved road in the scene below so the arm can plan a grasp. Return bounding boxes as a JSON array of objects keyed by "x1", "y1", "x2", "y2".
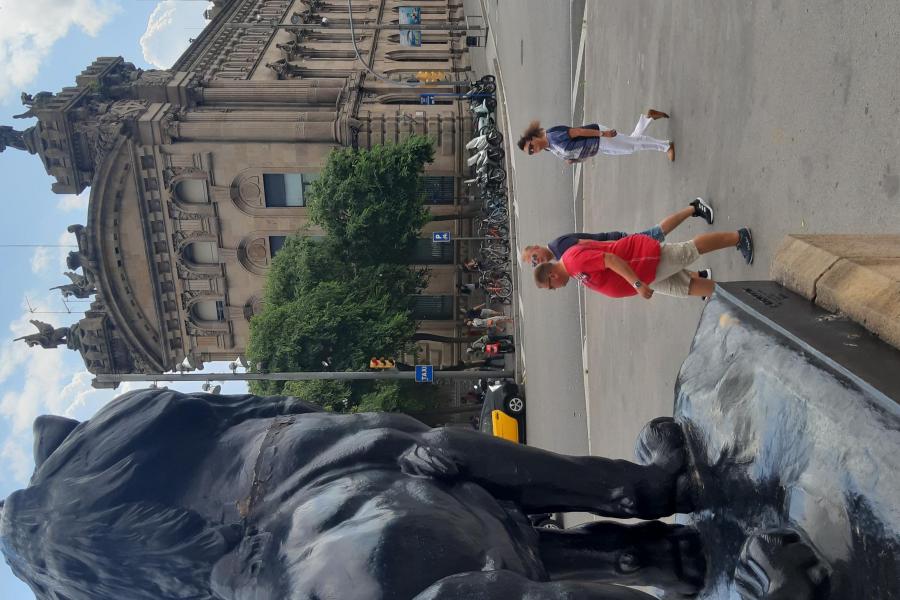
[
  {"x1": 469, "y1": 0, "x2": 590, "y2": 458},
  {"x1": 476, "y1": 0, "x2": 900, "y2": 464}
]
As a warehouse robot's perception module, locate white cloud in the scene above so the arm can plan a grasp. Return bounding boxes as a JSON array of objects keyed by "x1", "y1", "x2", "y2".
[
  {"x1": 56, "y1": 229, "x2": 77, "y2": 274},
  {"x1": 0, "y1": 304, "x2": 119, "y2": 484},
  {"x1": 29, "y1": 246, "x2": 52, "y2": 274},
  {"x1": 140, "y1": 1, "x2": 213, "y2": 69},
  {"x1": 56, "y1": 192, "x2": 89, "y2": 212},
  {"x1": 0, "y1": 0, "x2": 119, "y2": 99},
  {"x1": 28, "y1": 229, "x2": 78, "y2": 276},
  {"x1": 0, "y1": 302, "x2": 246, "y2": 487}
]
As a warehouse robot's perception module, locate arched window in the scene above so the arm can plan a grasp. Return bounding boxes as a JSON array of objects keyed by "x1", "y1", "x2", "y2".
[
  {"x1": 192, "y1": 300, "x2": 225, "y2": 322},
  {"x1": 175, "y1": 179, "x2": 208, "y2": 204},
  {"x1": 185, "y1": 242, "x2": 219, "y2": 264}
]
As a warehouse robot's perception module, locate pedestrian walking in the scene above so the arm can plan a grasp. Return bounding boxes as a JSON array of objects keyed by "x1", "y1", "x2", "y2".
[
  {"x1": 533, "y1": 228, "x2": 753, "y2": 300},
  {"x1": 518, "y1": 109, "x2": 675, "y2": 163},
  {"x1": 459, "y1": 303, "x2": 503, "y2": 319},
  {"x1": 521, "y1": 198, "x2": 715, "y2": 266}
]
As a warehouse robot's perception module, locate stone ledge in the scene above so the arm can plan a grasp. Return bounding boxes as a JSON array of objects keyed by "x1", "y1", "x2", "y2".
[{"x1": 772, "y1": 234, "x2": 900, "y2": 349}]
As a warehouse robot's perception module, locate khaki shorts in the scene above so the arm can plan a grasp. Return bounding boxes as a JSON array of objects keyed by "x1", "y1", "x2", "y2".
[{"x1": 651, "y1": 241, "x2": 700, "y2": 297}]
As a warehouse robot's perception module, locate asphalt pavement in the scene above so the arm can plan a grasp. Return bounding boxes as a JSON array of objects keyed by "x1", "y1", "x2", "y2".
[
  {"x1": 467, "y1": 0, "x2": 591, "y2": 458},
  {"x1": 466, "y1": 0, "x2": 900, "y2": 468},
  {"x1": 579, "y1": 0, "x2": 900, "y2": 461}
]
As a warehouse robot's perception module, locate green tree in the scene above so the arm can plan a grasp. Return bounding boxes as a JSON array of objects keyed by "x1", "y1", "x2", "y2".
[
  {"x1": 306, "y1": 135, "x2": 435, "y2": 264},
  {"x1": 247, "y1": 137, "x2": 440, "y2": 413},
  {"x1": 247, "y1": 243, "x2": 424, "y2": 402}
]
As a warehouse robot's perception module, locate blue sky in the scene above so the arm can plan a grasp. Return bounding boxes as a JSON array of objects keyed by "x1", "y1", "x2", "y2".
[{"x1": 0, "y1": 2, "x2": 248, "y2": 598}]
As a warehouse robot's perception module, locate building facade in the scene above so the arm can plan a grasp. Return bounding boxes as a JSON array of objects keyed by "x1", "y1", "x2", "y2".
[{"x1": 0, "y1": 0, "x2": 478, "y2": 387}]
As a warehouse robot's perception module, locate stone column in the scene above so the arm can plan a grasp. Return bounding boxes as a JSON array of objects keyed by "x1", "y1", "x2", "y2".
[
  {"x1": 198, "y1": 80, "x2": 343, "y2": 105},
  {"x1": 181, "y1": 111, "x2": 337, "y2": 123},
  {"x1": 169, "y1": 120, "x2": 337, "y2": 143}
]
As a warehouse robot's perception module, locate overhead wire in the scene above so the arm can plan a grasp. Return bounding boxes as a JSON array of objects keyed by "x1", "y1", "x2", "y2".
[{"x1": 345, "y1": 0, "x2": 435, "y2": 88}]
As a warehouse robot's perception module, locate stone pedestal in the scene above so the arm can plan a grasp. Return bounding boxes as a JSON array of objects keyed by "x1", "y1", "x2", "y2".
[{"x1": 772, "y1": 234, "x2": 900, "y2": 349}]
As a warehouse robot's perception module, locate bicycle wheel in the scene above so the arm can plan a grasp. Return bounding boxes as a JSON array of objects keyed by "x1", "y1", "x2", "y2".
[
  {"x1": 487, "y1": 167, "x2": 507, "y2": 183},
  {"x1": 496, "y1": 277, "x2": 513, "y2": 298},
  {"x1": 485, "y1": 207, "x2": 509, "y2": 223},
  {"x1": 485, "y1": 129, "x2": 504, "y2": 146},
  {"x1": 486, "y1": 147, "x2": 505, "y2": 161}
]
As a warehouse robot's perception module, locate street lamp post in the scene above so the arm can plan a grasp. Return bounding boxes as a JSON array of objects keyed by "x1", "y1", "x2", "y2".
[{"x1": 95, "y1": 369, "x2": 514, "y2": 386}]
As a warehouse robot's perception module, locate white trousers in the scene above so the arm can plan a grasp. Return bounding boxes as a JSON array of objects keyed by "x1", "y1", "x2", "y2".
[{"x1": 597, "y1": 114, "x2": 670, "y2": 156}]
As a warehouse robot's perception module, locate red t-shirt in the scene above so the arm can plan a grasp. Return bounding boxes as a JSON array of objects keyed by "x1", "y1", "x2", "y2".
[{"x1": 560, "y1": 235, "x2": 661, "y2": 297}]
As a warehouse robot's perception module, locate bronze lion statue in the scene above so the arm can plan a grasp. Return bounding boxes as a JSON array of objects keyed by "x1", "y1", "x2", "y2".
[{"x1": 1, "y1": 389, "x2": 826, "y2": 599}]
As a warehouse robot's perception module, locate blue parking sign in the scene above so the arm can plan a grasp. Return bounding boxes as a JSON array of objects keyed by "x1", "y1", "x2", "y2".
[
  {"x1": 420, "y1": 94, "x2": 435, "y2": 105},
  {"x1": 415, "y1": 365, "x2": 433, "y2": 383},
  {"x1": 432, "y1": 231, "x2": 451, "y2": 243}
]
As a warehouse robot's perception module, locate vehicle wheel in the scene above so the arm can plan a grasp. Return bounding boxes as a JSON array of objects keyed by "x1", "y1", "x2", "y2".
[
  {"x1": 504, "y1": 396, "x2": 525, "y2": 414},
  {"x1": 479, "y1": 74, "x2": 496, "y2": 84},
  {"x1": 536, "y1": 518, "x2": 563, "y2": 530}
]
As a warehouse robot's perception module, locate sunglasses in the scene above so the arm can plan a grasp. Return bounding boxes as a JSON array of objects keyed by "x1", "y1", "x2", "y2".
[
  {"x1": 527, "y1": 144, "x2": 535, "y2": 156},
  {"x1": 530, "y1": 255, "x2": 538, "y2": 267}
]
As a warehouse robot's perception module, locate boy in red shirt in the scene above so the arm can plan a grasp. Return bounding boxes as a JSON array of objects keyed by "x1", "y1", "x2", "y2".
[{"x1": 533, "y1": 228, "x2": 752, "y2": 299}]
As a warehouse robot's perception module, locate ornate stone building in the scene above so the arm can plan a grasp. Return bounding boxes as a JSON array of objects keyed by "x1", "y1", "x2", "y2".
[{"x1": 1, "y1": 0, "x2": 477, "y2": 388}]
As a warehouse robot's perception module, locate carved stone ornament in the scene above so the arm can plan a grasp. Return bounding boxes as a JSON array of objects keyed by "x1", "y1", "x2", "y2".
[
  {"x1": 176, "y1": 262, "x2": 217, "y2": 280},
  {"x1": 181, "y1": 290, "x2": 220, "y2": 310},
  {"x1": 0, "y1": 125, "x2": 38, "y2": 154},
  {"x1": 13, "y1": 320, "x2": 70, "y2": 349},
  {"x1": 185, "y1": 322, "x2": 225, "y2": 337},
  {"x1": 137, "y1": 70, "x2": 174, "y2": 86},
  {"x1": 172, "y1": 229, "x2": 216, "y2": 251},
  {"x1": 51, "y1": 271, "x2": 96, "y2": 299},
  {"x1": 168, "y1": 205, "x2": 209, "y2": 221},
  {"x1": 163, "y1": 166, "x2": 207, "y2": 191}
]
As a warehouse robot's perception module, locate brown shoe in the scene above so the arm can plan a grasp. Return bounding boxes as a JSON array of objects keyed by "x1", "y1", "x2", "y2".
[
  {"x1": 647, "y1": 109, "x2": 670, "y2": 120},
  {"x1": 667, "y1": 142, "x2": 676, "y2": 162}
]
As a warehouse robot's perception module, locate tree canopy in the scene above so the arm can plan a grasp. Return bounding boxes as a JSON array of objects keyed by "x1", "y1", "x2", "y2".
[
  {"x1": 247, "y1": 137, "x2": 438, "y2": 413},
  {"x1": 306, "y1": 135, "x2": 434, "y2": 264}
]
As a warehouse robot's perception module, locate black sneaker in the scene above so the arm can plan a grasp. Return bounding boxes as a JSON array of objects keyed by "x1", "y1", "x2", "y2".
[
  {"x1": 698, "y1": 268, "x2": 712, "y2": 301},
  {"x1": 737, "y1": 228, "x2": 753, "y2": 264},
  {"x1": 690, "y1": 197, "x2": 714, "y2": 225}
]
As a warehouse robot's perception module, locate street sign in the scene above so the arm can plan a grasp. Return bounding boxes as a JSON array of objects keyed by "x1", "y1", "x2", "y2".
[
  {"x1": 420, "y1": 94, "x2": 435, "y2": 105},
  {"x1": 400, "y1": 30, "x2": 422, "y2": 46},
  {"x1": 399, "y1": 7, "x2": 422, "y2": 46},
  {"x1": 432, "y1": 231, "x2": 451, "y2": 243},
  {"x1": 414, "y1": 365, "x2": 433, "y2": 383},
  {"x1": 398, "y1": 7, "x2": 422, "y2": 25}
]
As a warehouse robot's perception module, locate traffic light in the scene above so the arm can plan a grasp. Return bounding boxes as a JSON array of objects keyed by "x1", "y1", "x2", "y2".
[
  {"x1": 369, "y1": 357, "x2": 396, "y2": 369},
  {"x1": 416, "y1": 70, "x2": 445, "y2": 83}
]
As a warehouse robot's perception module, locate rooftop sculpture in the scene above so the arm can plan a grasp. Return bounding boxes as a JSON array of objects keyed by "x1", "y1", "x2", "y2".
[{"x1": 13, "y1": 320, "x2": 71, "y2": 349}]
